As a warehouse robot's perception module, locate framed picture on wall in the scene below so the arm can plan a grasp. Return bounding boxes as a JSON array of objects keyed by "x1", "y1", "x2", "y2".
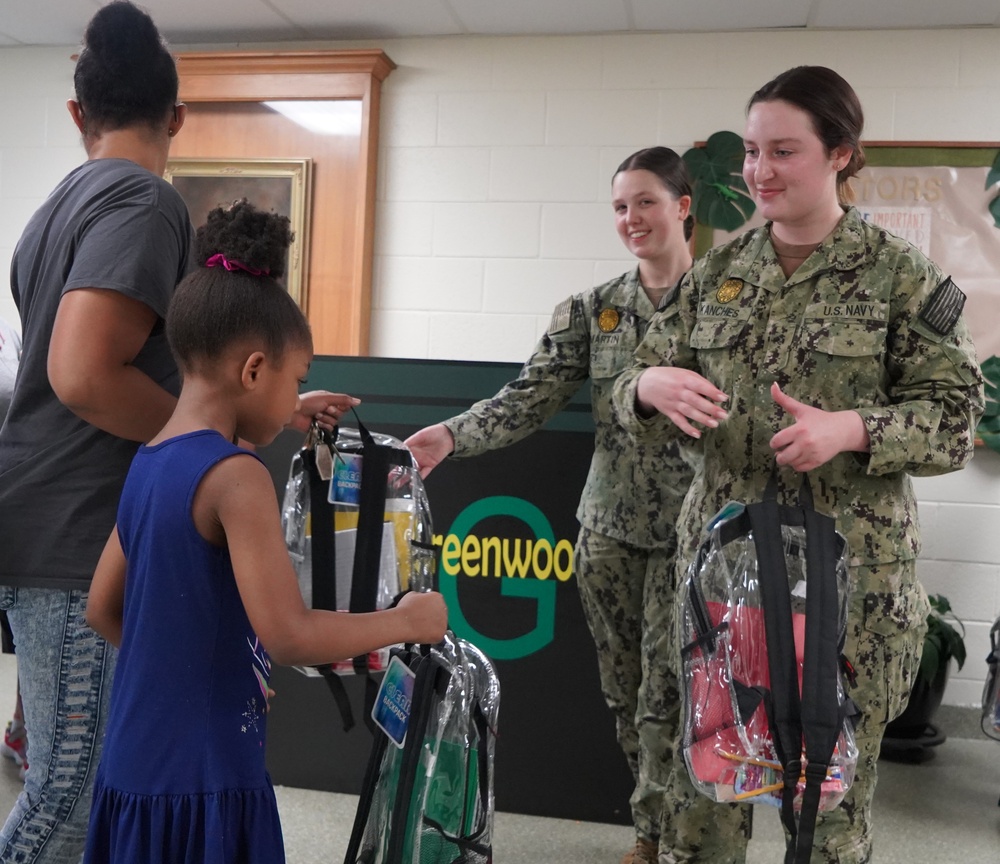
[{"x1": 164, "y1": 157, "x2": 313, "y2": 310}]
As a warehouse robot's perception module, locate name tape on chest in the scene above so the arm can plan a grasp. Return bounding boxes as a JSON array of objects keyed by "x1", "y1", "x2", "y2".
[
  {"x1": 803, "y1": 301, "x2": 887, "y2": 321},
  {"x1": 699, "y1": 302, "x2": 751, "y2": 321},
  {"x1": 919, "y1": 276, "x2": 966, "y2": 336}
]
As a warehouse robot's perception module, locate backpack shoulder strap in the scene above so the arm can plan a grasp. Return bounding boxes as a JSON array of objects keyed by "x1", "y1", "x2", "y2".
[
  {"x1": 302, "y1": 442, "x2": 357, "y2": 731},
  {"x1": 746, "y1": 498, "x2": 803, "y2": 861},
  {"x1": 795, "y1": 503, "x2": 843, "y2": 860}
]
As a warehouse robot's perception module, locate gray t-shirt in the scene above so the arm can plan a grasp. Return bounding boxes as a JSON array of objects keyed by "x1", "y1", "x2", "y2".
[
  {"x1": 0, "y1": 158, "x2": 192, "y2": 589},
  {"x1": 0, "y1": 317, "x2": 20, "y2": 424}
]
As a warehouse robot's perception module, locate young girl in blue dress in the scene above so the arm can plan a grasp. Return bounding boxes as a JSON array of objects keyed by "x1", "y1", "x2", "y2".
[{"x1": 82, "y1": 200, "x2": 449, "y2": 864}]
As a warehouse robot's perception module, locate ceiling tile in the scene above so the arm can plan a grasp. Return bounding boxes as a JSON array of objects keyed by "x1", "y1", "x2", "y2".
[
  {"x1": 0, "y1": 0, "x2": 98, "y2": 46},
  {"x1": 139, "y1": 0, "x2": 303, "y2": 44},
  {"x1": 274, "y1": 0, "x2": 463, "y2": 39},
  {"x1": 0, "y1": 0, "x2": 997, "y2": 48},
  {"x1": 448, "y1": 0, "x2": 630, "y2": 35},
  {"x1": 811, "y1": 0, "x2": 1000, "y2": 28},
  {"x1": 631, "y1": 0, "x2": 812, "y2": 32}
]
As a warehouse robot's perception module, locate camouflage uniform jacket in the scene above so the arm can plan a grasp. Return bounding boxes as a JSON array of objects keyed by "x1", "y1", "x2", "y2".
[
  {"x1": 444, "y1": 267, "x2": 694, "y2": 550},
  {"x1": 614, "y1": 207, "x2": 984, "y2": 566}
]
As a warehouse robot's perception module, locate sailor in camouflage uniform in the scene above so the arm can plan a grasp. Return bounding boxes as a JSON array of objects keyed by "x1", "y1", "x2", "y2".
[
  {"x1": 407, "y1": 148, "x2": 698, "y2": 864},
  {"x1": 614, "y1": 68, "x2": 984, "y2": 864}
]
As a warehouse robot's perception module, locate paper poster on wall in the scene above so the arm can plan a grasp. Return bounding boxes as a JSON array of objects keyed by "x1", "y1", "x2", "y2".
[{"x1": 857, "y1": 164, "x2": 1000, "y2": 361}]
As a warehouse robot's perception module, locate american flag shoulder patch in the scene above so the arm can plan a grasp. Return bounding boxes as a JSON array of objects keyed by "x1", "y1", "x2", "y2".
[
  {"x1": 919, "y1": 276, "x2": 965, "y2": 336},
  {"x1": 548, "y1": 298, "x2": 572, "y2": 334}
]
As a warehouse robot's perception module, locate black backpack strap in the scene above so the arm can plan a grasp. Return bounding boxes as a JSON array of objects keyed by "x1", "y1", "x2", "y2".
[
  {"x1": 752, "y1": 474, "x2": 849, "y2": 864},
  {"x1": 746, "y1": 498, "x2": 803, "y2": 862},
  {"x1": 348, "y1": 417, "x2": 392, "y2": 621},
  {"x1": 316, "y1": 666, "x2": 356, "y2": 734},
  {"x1": 349, "y1": 417, "x2": 412, "y2": 660},
  {"x1": 387, "y1": 653, "x2": 451, "y2": 864},
  {"x1": 342, "y1": 687, "x2": 392, "y2": 864},
  {"x1": 343, "y1": 645, "x2": 416, "y2": 864},
  {"x1": 347, "y1": 416, "x2": 412, "y2": 733},
  {"x1": 304, "y1": 443, "x2": 338, "y2": 614},
  {"x1": 795, "y1": 500, "x2": 843, "y2": 861},
  {"x1": 303, "y1": 443, "x2": 356, "y2": 732}
]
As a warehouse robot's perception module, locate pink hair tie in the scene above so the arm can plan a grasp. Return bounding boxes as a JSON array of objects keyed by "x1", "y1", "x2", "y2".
[{"x1": 205, "y1": 253, "x2": 269, "y2": 277}]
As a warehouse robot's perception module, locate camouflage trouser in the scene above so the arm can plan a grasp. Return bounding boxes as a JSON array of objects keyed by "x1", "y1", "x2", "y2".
[
  {"x1": 574, "y1": 526, "x2": 681, "y2": 844},
  {"x1": 663, "y1": 560, "x2": 927, "y2": 864}
]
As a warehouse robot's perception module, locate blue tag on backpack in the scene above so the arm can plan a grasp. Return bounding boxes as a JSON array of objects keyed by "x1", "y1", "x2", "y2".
[
  {"x1": 329, "y1": 451, "x2": 363, "y2": 505},
  {"x1": 372, "y1": 655, "x2": 416, "y2": 748}
]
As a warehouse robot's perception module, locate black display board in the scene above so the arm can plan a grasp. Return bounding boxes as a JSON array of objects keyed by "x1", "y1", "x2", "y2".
[{"x1": 259, "y1": 356, "x2": 633, "y2": 825}]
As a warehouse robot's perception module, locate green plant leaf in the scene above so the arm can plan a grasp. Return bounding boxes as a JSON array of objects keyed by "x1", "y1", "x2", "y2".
[
  {"x1": 977, "y1": 356, "x2": 1000, "y2": 452},
  {"x1": 988, "y1": 151, "x2": 1000, "y2": 188},
  {"x1": 916, "y1": 593, "x2": 967, "y2": 683},
  {"x1": 988, "y1": 151, "x2": 1000, "y2": 227},
  {"x1": 928, "y1": 593, "x2": 951, "y2": 615},
  {"x1": 919, "y1": 639, "x2": 941, "y2": 682},
  {"x1": 683, "y1": 131, "x2": 756, "y2": 232},
  {"x1": 950, "y1": 636, "x2": 967, "y2": 670}
]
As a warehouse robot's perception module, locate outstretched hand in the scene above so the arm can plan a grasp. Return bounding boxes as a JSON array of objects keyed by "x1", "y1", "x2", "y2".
[
  {"x1": 404, "y1": 424, "x2": 455, "y2": 479},
  {"x1": 769, "y1": 382, "x2": 869, "y2": 472},
  {"x1": 289, "y1": 391, "x2": 361, "y2": 433},
  {"x1": 635, "y1": 367, "x2": 728, "y2": 438}
]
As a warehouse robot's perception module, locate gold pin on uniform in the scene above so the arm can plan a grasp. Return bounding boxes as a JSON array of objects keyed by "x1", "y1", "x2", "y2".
[
  {"x1": 598, "y1": 308, "x2": 620, "y2": 332},
  {"x1": 717, "y1": 278, "x2": 744, "y2": 303}
]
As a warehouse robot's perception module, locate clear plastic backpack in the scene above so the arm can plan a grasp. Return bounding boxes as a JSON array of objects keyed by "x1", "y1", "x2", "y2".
[
  {"x1": 678, "y1": 480, "x2": 859, "y2": 864},
  {"x1": 344, "y1": 633, "x2": 500, "y2": 864},
  {"x1": 281, "y1": 419, "x2": 436, "y2": 726}
]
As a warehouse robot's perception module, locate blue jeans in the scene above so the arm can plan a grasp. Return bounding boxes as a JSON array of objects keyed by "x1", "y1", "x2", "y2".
[{"x1": 0, "y1": 587, "x2": 116, "y2": 864}]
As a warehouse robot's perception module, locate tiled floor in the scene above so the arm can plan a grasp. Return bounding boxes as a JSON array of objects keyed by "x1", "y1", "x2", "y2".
[{"x1": 0, "y1": 654, "x2": 996, "y2": 862}]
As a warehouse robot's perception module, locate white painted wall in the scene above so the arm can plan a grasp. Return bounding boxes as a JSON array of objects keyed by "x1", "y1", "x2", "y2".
[{"x1": 1, "y1": 28, "x2": 998, "y2": 706}]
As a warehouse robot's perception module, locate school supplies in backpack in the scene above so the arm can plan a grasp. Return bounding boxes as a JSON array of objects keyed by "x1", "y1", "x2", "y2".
[
  {"x1": 678, "y1": 478, "x2": 859, "y2": 864},
  {"x1": 982, "y1": 616, "x2": 1000, "y2": 742},
  {"x1": 281, "y1": 417, "x2": 436, "y2": 728},
  {"x1": 344, "y1": 632, "x2": 500, "y2": 864}
]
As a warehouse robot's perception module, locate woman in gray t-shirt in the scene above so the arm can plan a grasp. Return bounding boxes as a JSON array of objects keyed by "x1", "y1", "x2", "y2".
[{"x1": 0, "y1": 315, "x2": 24, "y2": 781}]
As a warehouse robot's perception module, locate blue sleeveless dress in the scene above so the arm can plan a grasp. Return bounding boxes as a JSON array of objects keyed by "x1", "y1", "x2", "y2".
[{"x1": 84, "y1": 430, "x2": 285, "y2": 864}]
